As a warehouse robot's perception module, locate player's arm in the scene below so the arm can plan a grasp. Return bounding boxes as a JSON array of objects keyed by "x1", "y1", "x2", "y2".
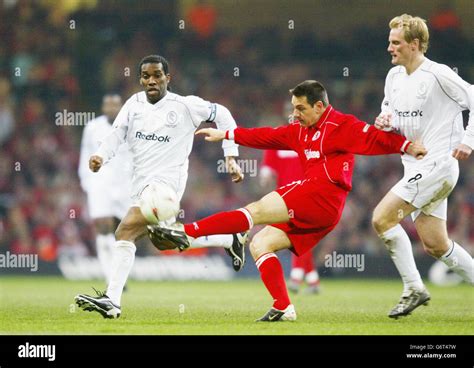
[
  {"x1": 210, "y1": 103, "x2": 244, "y2": 182},
  {"x1": 436, "y1": 65, "x2": 474, "y2": 160},
  {"x1": 374, "y1": 69, "x2": 397, "y2": 131},
  {"x1": 209, "y1": 103, "x2": 240, "y2": 158},
  {"x1": 196, "y1": 125, "x2": 294, "y2": 151},
  {"x1": 184, "y1": 96, "x2": 240, "y2": 158},
  {"x1": 332, "y1": 116, "x2": 426, "y2": 159},
  {"x1": 91, "y1": 101, "x2": 130, "y2": 172}
]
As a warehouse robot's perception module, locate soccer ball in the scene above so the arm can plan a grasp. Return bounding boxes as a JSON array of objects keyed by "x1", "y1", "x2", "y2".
[{"x1": 139, "y1": 182, "x2": 180, "y2": 224}]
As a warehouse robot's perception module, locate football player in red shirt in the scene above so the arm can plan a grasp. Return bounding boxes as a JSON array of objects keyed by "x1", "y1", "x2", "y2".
[
  {"x1": 261, "y1": 130, "x2": 320, "y2": 294},
  {"x1": 149, "y1": 80, "x2": 427, "y2": 321}
]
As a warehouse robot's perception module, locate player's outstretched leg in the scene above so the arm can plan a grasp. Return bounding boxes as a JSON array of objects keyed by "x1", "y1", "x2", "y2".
[
  {"x1": 148, "y1": 207, "x2": 256, "y2": 270},
  {"x1": 148, "y1": 225, "x2": 249, "y2": 271},
  {"x1": 170, "y1": 232, "x2": 250, "y2": 272},
  {"x1": 150, "y1": 192, "x2": 293, "y2": 320}
]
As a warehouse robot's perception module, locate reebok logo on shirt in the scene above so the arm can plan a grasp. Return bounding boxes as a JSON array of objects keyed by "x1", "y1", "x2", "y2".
[
  {"x1": 135, "y1": 131, "x2": 171, "y2": 142},
  {"x1": 394, "y1": 109, "x2": 423, "y2": 117}
]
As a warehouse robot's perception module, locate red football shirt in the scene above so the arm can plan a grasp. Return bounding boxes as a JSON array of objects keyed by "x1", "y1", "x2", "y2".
[{"x1": 234, "y1": 105, "x2": 409, "y2": 192}]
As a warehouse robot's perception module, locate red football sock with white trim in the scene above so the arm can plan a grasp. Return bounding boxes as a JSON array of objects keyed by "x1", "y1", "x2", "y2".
[
  {"x1": 184, "y1": 208, "x2": 253, "y2": 238},
  {"x1": 256, "y1": 253, "x2": 291, "y2": 310}
]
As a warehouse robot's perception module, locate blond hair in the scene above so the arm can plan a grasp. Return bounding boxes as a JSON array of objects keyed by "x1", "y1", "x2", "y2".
[{"x1": 389, "y1": 14, "x2": 429, "y2": 53}]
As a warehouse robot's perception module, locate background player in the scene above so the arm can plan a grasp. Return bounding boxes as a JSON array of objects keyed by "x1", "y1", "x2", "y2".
[
  {"x1": 260, "y1": 106, "x2": 320, "y2": 294},
  {"x1": 372, "y1": 14, "x2": 474, "y2": 319},
  {"x1": 149, "y1": 80, "x2": 427, "y2": 321},
  {"x1": 75, "y1": 55, "x2": 246, "y2": 318},
  {"x1": 78, "y1": 94, "x2": 132, "y2": 286}
]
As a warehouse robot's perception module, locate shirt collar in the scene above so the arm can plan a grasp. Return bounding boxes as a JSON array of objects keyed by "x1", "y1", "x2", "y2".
[
  {"x1": 145, "y1": 91, "x2": 170, "y2": 108},
  {"x1": 311, "y1": 104, "x2": 333, "y2": 129}
]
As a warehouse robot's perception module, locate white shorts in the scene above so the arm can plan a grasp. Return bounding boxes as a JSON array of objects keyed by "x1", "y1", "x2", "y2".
[
  {"x1": 390, "y1": 156, "x2": 459, "y2": 221},
  {"x1": 86, "y1": 186, "x2": 132, "y2": 220},
  {"x1": 131, "y1": 177, "x2": 186, "y2": 208}
]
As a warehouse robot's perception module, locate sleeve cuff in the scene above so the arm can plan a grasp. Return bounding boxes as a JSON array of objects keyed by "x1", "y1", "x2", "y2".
[
  {"x1": 223, "y1": 146, "x2": 239, "y2": 157},
  {"x1": 225, "y1": 129, "x2": 235, "y2": 140},
  {"x1": 400, "y1": 140, "x2": 411, "y2": 153}
]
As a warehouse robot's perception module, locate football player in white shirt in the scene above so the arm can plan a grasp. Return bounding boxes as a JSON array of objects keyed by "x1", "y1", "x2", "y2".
[
  {"x1": 75, "y1": 55, "x2": 247, "y2": 318},
  {"x1": 372, "y1": 14, "x2": 474, "y2": 318},
  {"x1": 78, "y1": 94, "x2": 133, "y2": 286}
]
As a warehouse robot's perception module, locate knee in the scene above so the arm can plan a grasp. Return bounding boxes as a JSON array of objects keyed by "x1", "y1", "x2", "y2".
[
  {"x1": 244, "y1": 201, "x2": 261, "y2": 224},
  {"x1": 249, "y1": 232, "x2": 271, "y2": 260},
  {"x1": 372, "y1": 210, "x2": 395, "y2": 235},
  {"x1": 421, "y1": 239, "x2": 450, "y2": 259}
]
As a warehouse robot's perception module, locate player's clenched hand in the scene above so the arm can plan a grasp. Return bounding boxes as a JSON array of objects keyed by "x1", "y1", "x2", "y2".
[
  {"x1": 195, "y1": 128, "x2": 226, "y2": 142},
  {"x1": 452, "y1": 143, "x2": 472, "y2": 161},
  {"x1": 89, "y1": 155, "x2": 103, "y2": 172},
  {"x1": 406, "y1": 140, "x2": 427, "y2": 160},
  {"x1": 374, "y1": 113, "x2": 392, "y2": 131},
  {"x1": 225, "y1": 156, "x2": 244, "y2": 183}
]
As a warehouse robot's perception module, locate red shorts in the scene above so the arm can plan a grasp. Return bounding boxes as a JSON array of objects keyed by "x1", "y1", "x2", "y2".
[{"x1": 271, "y1": 179, "x2": 347, "y2": 256}]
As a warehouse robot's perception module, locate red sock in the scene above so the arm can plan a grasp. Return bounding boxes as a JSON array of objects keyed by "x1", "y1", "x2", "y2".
[
  {"x1": 256, "y1": 253, "x2": 291, "y2": 310},
  {"x1": 184, "y1": 208, "x2": 253, "y2": 238}
]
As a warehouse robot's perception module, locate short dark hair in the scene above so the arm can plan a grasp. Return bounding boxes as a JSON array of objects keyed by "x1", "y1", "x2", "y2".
[
  {"x1": 138, "y1": 55, "x2": 169, "y2": 76},
  {"x1": 290, "y1": 80, "x2": 329, "y2": 107}
]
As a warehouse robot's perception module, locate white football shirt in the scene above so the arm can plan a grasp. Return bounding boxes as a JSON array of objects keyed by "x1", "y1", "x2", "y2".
[
  {"x1": 95, "y1": 91, "x2": 239, "y2": 199},
  {"x1": 381, "y1": 58, "x2": 474, "y2": 164}
]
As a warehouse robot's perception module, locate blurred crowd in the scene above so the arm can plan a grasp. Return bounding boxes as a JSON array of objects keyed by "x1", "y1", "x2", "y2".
[{"x1": 0, "y1": 1, "x2": 472, "y2": 263}]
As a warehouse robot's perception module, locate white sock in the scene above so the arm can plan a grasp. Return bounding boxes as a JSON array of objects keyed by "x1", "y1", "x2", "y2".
[
  {"x1": 440, "y1": 241, "x2": 474, "y2": 284},
  {"x1": 380, "y1": 224, "x2": 424, "y2": 294},
  {"x1": 106, "y1": 240, "x2": 136, "y2": 306},
  {"x1": 305, "y1": 270, "x2": 320, "y2": 285},
  {"x1": 190, "y1": 234, "x2": 233, "y2": 249},
  {"x1": 96, "y1": 234, "x2": 114, "y2": 283},
  {"x1": 290, "y1": 267, "x2": 304, "y2": 282}
]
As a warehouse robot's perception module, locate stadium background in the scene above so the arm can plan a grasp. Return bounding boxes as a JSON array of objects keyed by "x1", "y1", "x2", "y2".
[{"x1": 0, "y1": 0, "x2": 473, "y2": 281}]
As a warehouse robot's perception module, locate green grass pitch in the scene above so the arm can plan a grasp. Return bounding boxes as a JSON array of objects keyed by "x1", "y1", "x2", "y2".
[{"x1": 0, "y1": 276, "x2": 472, "y2": 335}]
